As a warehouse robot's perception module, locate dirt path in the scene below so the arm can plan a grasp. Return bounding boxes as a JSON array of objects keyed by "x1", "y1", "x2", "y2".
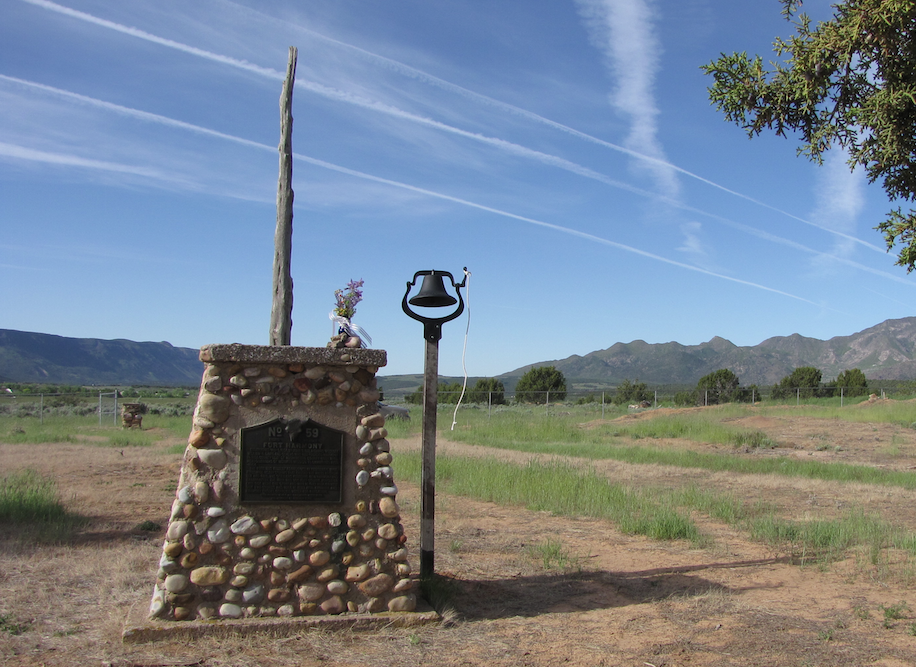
[{"x1": 2, "y1": 409, "x2": 916, "y2": 666}]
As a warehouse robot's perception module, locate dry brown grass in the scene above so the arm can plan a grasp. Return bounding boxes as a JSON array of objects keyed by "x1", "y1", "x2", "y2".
[{"x1": 3, "y1": 410, "x2": 916, "y2": 665}]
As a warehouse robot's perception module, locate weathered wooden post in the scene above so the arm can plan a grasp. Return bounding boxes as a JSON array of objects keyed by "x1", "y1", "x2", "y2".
[{"x1": 270, "y1": 46, "x2": 297, "y2": 346}]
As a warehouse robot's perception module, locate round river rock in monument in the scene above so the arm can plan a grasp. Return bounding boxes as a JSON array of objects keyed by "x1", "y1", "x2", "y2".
[{"x1": 190, "y1": 566, "x2": 229, "y2": 586}]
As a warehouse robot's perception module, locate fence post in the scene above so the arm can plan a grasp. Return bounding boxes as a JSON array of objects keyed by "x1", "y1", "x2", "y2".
[
  {"x1": 796, "y1": 388, "x2": 800, "y2": 406},
  {"x1": 98, "y1": 391, "x2": 103, "y2": 426},
  {"x1": 840, "y1": 387, "x2": 844, "y2": 407},
  {"x1": 113, "y1": 390, "x2": 118, "y2": 425},
  {"x1": 601, "y1": 391, "x2": 605, "y2": 419},
  {"x1": 488, "y1": 391, "x2": 492, "y2": 420},
  {"x1": 545, "y1": 390, "x2": 549, "y2": 416},
  {"x1": 40, "y1": 393, "x2": 43, "y2": 425}
]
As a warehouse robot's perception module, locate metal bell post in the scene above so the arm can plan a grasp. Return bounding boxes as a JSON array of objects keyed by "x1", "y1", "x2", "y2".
[{"x1": 401, "y1": 269, "x2": 467, "y2": 580}]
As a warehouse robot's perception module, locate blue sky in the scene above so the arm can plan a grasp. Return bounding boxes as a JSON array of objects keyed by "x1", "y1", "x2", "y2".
[{"x1": 1, "y1": 0, "x2": 913, "y2": 378}]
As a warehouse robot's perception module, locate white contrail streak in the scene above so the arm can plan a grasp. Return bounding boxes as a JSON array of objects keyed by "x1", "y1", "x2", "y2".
[
  {"x1": 20, "y1": 0, "x2": 284, "y2": 80},
  {"x1": 22, "y1": 0, "x2": 886, "y2": 255},
  {"x1": 0, "y1": 74, "x2": 270, "y2": 151},
  {"x1": 0, "y1": 140, "x2": 167, "y2": 178},
  {"x1": 294, "y1": 153, "x2": 819, "y2": 306},
  {"x1": 282, "y1": 4, "x2": 875, "y2": 250},
  {"x1": 0, "y1": 92, "x2": 816, "y2": 304},
  {"x1": 4, "y1": 74, "x2": 907, "y2": 288}
]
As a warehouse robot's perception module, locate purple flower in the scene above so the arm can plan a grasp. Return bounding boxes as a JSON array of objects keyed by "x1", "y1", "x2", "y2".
[{"x1": 334, "y1": 279, "x2": 364, "y2": 319}]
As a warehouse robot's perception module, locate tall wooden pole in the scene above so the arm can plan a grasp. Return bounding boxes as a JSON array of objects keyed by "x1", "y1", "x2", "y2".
[{"x1": 270, "y1": 46, "x2": 297, "y2": 346}]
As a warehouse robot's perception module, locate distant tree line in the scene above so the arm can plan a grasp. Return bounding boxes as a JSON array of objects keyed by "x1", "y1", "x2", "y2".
[
  {"x1": 671, "y1": 366, "x2": 870, "y2": 406},
  {"x1": 405, "y1": 378, "x2": 507, "y2": 405},
  {"x1": 396, "y1": 364, "x2": 886, "y2": 407},
  {"x1": 770, "y1": 366, "x2": 869, "y2": 399},
  {"x1": 0, "y1": 383, "x2": 192, "y2": 398}
]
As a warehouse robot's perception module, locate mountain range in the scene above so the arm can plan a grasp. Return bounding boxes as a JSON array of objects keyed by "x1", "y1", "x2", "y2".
[
  {"x1": 0, "y1": 329, "x2": 203, "y2": 386},
  {"x1": 508, "y1": 316, "x2": 916, "y2": 387},
  {"x1": 1, "y1": 317, "x2": 915, "y2": 388}
]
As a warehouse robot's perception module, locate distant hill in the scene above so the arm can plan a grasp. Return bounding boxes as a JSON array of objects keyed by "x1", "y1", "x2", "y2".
[
  {"x1": 502, "y1": 317, "x2": 916, "y2": 387},
  {"x1": 4, "y1": 317, "x2": 916, "y2": 390},
  {"x1": 0, "y1": 330, "x2": 203, "y2": 386}
]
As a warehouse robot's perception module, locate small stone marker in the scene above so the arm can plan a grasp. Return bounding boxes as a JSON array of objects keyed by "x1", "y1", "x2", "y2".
[
  {"x1": 147, "y1": 344, "x2": 416, "y2": 623},
  {"x1": 121, "y1": 403, "x2": 143, "y2": 429}
]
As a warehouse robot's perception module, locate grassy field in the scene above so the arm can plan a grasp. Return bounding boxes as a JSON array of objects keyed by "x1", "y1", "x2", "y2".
[
  {"x1": 388, "y1": 399, "x2": 916, "y2": 572},
  {"x1": 3, "y1": 397, "x2": 916, "y2": 665}
]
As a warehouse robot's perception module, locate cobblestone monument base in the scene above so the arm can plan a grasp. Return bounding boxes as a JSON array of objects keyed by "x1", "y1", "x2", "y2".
[{"x1": 143, "y1": 344, "x2": 420, "y2": 626}]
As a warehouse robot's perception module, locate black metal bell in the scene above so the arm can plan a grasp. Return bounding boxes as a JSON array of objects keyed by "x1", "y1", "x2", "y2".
[{"x1": 409, "y1": 272, "x2": 457, "y2": 307}]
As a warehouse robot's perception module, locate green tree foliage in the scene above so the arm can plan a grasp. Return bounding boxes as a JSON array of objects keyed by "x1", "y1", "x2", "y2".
[
  {"x1": 467, "y1": 378, "x2": 506, "y2": 405},
  {"x1": 515, "y1": 366, "x2": 567, "y2": 403},
  {"x1": 612, "y1": 378, "x2": 652, "y2": 406},
  {"x1": 696, "y1": 369, "x2": 740, "y2": 405},
  {"x1": 772, "y1": 366, "x2": 824, "y2": 399},
  {"x1": 437, "y1": 381, "x2": 465, "y2": 404},
  {"x1": 835, "y1": 367, "x2": 869, "y2": 396},
  {"x1": 404, "y1": 381, "x2": 464, "y2": 404},
  {"x1": 703, "y1": 0, "x2": 916, "y2": 271},
  {"x1": 404, "y1": 385, "x2": 422, "y2": 405},
  {"x1": 738, "y1": 385, "x2": 762, "y2": 403},
  {"x1": 673, "y1": 390, "x2": 696, "y2": 407}
]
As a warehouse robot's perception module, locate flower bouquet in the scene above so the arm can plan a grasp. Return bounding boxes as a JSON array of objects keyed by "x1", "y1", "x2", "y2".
[{"x1": 329, "y1": 279, "x2": 372, "y2": 348}]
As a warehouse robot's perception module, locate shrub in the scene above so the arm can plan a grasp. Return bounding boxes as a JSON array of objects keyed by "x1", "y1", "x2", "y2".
[
  {"x1": 515, "y1": 366, "x2": 567, "y2": 404},
  {"x1": 612, "y1": 378, "x2": 651, "y2": 406},
  {"x1": 772, "y1": 366, "x2": 824, "y2": 399},
  {"x1": 695, "y1": 369, "x2": 740, "y2": 405},
  {"x1": 467, "y1": 378, "x2": 506, "y2": 405}
]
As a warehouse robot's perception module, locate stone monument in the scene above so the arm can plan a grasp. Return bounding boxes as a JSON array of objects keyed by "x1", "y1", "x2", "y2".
[{"x1": 146, "y1": 342, "x2": 416, "y2": 622}]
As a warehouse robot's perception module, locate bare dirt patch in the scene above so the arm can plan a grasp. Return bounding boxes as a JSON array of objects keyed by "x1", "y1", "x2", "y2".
[{"x1": 2, "y1": 408, "x2": 916, "y2": 666}]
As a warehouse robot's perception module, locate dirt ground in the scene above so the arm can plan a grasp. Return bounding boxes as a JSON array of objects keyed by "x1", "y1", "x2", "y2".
[{"x1": 3, "y1": 404, "x2": 916, "y2": 666}]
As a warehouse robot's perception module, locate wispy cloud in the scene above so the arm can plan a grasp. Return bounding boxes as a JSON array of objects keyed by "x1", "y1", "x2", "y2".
[
  {"x1": 19, "y1": 0, "x2": 885, "y2": 257},
  {"x1": 298, "y1": 152, "x2": 819, "y2": 305},
  {"x1": 0, "y1": 140, "x2": 167, "y2": 179},
  {"x1": 574, "y1": 0, "x2": 679, "y2": 198},
  {"x1": 20, "y1": 0, "x2": 285, "y2": 79},
  {"x1": 0, "y1": 74, "x2": 272, "y2": 151},
  {"x1": 0, "y1": 87, "x2": 816, "y2": 303},
  {"x1": 4, "y1": 74, "x2": 904, "y2": 287},
  {"x1": 677, "y1": 221, "x2": 713, "y2": 268},
  {"x1": 810, "y1": 148, "x2": 866, "y2": 263}
]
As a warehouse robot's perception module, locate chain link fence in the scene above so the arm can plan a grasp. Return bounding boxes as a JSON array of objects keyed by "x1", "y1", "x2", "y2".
[
  {"x1": 0, "y1": 390, "x2": 197, "y2": 422},
  {"x1": 0, "y1": 391, "x2": 119, "y2": 424},
  {"x1": 393, "y1": 385, "x2": 915, "y2": 416}
]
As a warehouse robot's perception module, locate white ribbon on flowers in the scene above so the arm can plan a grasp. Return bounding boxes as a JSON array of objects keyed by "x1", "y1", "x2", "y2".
[{"x1": 329, "y1": 312, "x2": 372, "y2": 346}]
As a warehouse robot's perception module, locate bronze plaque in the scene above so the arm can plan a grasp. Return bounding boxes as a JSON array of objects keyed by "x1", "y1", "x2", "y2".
[{"x1": 239, "y1": 418, "x2": 344, "y2": 503}]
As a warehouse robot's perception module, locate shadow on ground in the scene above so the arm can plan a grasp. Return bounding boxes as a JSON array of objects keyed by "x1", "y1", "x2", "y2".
[{"x1": 435, "y1": 557, "x2": 789, "y2": 619}]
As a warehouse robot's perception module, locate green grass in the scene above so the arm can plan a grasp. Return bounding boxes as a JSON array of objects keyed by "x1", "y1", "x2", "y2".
[
  {"x1": 0, "y1": 613, "x2": 29, "y2": 636},
  {"x1": 755, "y1": 400, "x2": 916, "y2": 427},
  {"x1": 0, "y1": 469, "x2": 84, "y2": 540},
  {"x1": 151, "y1": 414, "x2": 196, "y2": 439},
  {"x1": 397, "y1": 449, "x2": 916, "y2": 569},
  {"x1": 881, "y1": 601, "x2": 911, "y2": 628},
  {"x1": 439, "y1": 407, "x2": 916, "y2": 490},
  {"x1": 396, "y1": 452, "x2": 701, "y2": 543},
  {"x1": 0, "y1": 414, "x2": 190, "y2": 447},
  {"x1": 747, "y1": 510, "x2": 906, "y2": 562},
  {"x1": 527, "y1": 538, "x2": 586, "y2": 571}
]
